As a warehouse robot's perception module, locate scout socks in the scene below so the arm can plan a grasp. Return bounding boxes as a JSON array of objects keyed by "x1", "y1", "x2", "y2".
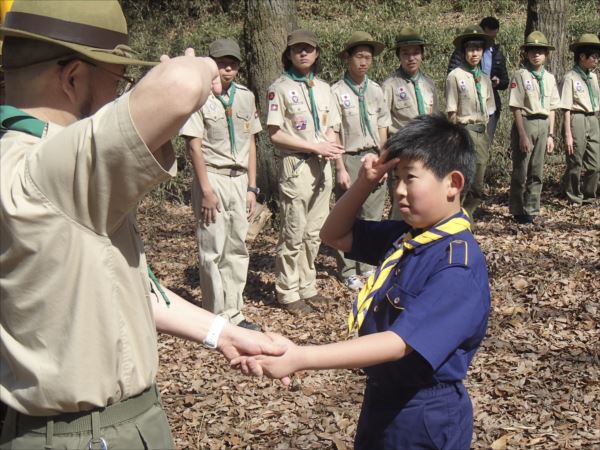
[
  {"x1": 348, "y1": 210, "x2": 472, "y2": 333},
  {"x1": 573, "y1": 64, "x2": 597, "y2": 110},
  {"x1": 343, "y1": 72, "x2": 376, "y2": 141},
  {"x1": 400, "y1": 68, "x2": 427, "y2": 116},
  {"x1": 527, "y1": 64, "x2": 546, "y2": 107},
  {"x1": 217, "y1": 83, "x2": 238, "y2": 156},
  {"x1": 285, "y1": 68, "x2": 320, "y2": 136},
  {"x1": 467, "y1": 65, "x2": 485, "y2": 113}
]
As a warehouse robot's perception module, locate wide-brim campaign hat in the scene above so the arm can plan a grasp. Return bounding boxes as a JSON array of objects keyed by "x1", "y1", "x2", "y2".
[
  {"x1": 521, "y1": 31, "x2": 555, "y2": 50},
  {"x1": 394, "y1": 27, "x2": 427, "y2": 48},
  {"x1": 286, "y1": 29, "x2": 318, "y2": 48},
  {"x1": 453, "y1": 25, "x2": 493, "y2": 49},
  {"x1": 569, "y1": 33, "x2": 600, "y2": 52},
  {"x1": 209, "y1": 38, "x2": 242, "y2": 61},
  {"x1": 0, "y1": 0, "x2": 156, "y2": 68},
  {"x1": 338, "y1": 31, "x2": 384, "y2": 58}
]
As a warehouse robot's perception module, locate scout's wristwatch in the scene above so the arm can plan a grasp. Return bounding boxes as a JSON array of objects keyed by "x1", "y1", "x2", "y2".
[{"x1": 247, "y1": 186, "x2": 260, "y2": 195}]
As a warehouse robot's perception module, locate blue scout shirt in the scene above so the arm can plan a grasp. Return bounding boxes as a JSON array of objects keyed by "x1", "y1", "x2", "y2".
[{"x1": 346, "y1": 214, "x2": 490, "y2": 389}]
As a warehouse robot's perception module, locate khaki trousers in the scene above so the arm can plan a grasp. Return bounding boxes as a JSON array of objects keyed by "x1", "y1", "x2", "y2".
[
  {"x1": 509, "y1": 117, "x2": 548, "y2": 216},
  {"x1": 275, "y1": 155, "x2": 332, "y2": 304},
  {"x1": 193, "y1": 172, "x2": 249, "y2": 324},
  {"x1": 563, "y1": 113, "x2": 600, "y2": 204},
  {"x1": 463, "y1": 125, "x2": 490, "y2": 216},
  {"x1": 0, "y1": 386, "x2": 174, "y2": 450},
  {"x1": 335, "y1": 151, "x2": 386, "y2": 278}
]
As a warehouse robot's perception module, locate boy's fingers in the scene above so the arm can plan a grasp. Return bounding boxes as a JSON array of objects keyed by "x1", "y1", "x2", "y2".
[
  {"x1": 159, "y1": 54, "x2": 170, "y2": 62},
  {"x1": 184, "y1": 47, "x2": 196, "y2": 57}
]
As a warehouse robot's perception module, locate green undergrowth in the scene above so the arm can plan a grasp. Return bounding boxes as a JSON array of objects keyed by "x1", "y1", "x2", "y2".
[{"x1": 122, "y1": 0, "x2": 600, "y2": 205}]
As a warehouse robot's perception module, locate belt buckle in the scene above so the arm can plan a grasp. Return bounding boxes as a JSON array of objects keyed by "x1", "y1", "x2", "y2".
[{"x1": 88, "y1": 437, "x2": 108, "y2": 450}]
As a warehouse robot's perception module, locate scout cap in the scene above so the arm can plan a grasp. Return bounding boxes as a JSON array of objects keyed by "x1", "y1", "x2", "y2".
[
  {"x1": 338, "y1": 31, "x2": 384, "y2": 58},
  {"x1": 395, "y1": 26, "x2": 427, "y2": 48},
  {"x1": 569, "y1": 33, "x2": 600, "y2": 52},
  {"x1": 453, "y1": 25, "x2": 493, "y2": 49},
  {"x1": 286, "y1": 29, "x2": 318, "y2": 48},
  {"x1": 0, "y1": 0, "x2": 155, "y2": 69},
  {"x1": 521, "y1": 31, "x2": 555, "y2": 50},
  {"x1": 209, "y1": 38, "x2": 242, "y2": 61}
]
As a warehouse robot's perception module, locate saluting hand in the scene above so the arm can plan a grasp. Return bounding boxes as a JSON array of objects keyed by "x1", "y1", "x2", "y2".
[
  {"x1": 313, "y1": 141, "x2": 345, "y2": 160},
  {"x1": 201, "y1": 189, "x2": 221, "y2": 225},
  {"x1": 359, "y1": 150, "x2": 399, "y2": 187}
]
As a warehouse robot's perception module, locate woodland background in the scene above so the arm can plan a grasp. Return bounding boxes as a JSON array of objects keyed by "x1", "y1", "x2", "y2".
[{"x1": 124, "y1": 1, "x2": 599, "y2": 448}]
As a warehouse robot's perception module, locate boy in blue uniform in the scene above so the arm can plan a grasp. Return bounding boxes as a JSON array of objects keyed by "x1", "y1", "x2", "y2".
[{"x1": 235, "y1": 115, "x2": 491, "y2": 449}]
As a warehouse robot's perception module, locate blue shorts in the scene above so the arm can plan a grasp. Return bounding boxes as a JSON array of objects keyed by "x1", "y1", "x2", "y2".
[{"x1": 354, "y1": 381, "x2": 473, "y2": 450}]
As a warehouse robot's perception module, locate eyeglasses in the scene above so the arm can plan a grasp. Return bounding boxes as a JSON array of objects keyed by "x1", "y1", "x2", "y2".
[{"x1": 58, "y1": 58, "x2": 136, "y2": 96}]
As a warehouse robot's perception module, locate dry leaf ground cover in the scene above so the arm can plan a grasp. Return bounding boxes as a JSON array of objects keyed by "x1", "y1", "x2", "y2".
[{"x1": 140, "y1": 184, "x2": 599, "y2": 450}]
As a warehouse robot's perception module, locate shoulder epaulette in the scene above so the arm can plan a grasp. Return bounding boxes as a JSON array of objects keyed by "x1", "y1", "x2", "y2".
[{"x1": 448, "y1": 239, "x2": 469, "y2": 266}]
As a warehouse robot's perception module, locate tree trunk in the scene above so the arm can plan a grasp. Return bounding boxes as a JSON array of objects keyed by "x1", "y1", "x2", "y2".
[
  {"x1": 525, "y1": 0, "x2": 569, "y2": 83},
  {"x1": 244, "y1": 0, "x2": 298, "y2": 201}
]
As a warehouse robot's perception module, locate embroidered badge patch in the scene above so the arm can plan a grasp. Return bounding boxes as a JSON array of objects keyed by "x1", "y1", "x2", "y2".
[
  {"x1": 289, "y1": 90, "x2": 300, "y2": 104},
  {"x1": 525, "y1": 79, "x2": 533, "y2": 91},
  {"x1": 341, "y1": 93, "x2": 352, "y2": 108},
  {"x1": 294, "y1": 116, "x2": 307, "y2": 131},
  {"x1": 511, "y1": 81, "x2": 517, "y2": 89},
  {"x1": 575, "y1": 81, "x2": 584, "y2": 93},
  {"x1": 398, "y1": 87, "x2": 408, "y2": 100},
  {"x1": 270, "y1": 104, "x2": 278, "y2": 111},
  {"x1": 244, "y1": 121, "x2": 251, "y2": 133},
  {"x1": 459, "y1": 79, "x2": 467, "y2": 92},
  {"x1": 267, "y1": 91, "x2": 275, "y2": 101}
]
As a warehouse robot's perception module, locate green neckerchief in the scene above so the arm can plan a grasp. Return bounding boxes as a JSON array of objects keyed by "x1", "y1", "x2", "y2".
[
  {"x1": 0, "y1": 105, "x2": 46, "y2": 138},
  {"x1": 348, "y1": 209, "x2": 472, "y2": 334},
  {"x1": 216, "y1": 83, "x2": 237, "y2": 156},
  {"x1": 285, "y1": 68, "x2": 320, "y2": 136},
  {"x1": 399, "y1": 68, "x2": 426, "y2": 116},
  {"x1": 465, "y1": 64, "x2": 485, "y2": 113},
  {"x1": 343, "y1": 72, "x2": 376, "y2": 141},
  {"x1": 573, "y1": 64, "x2": 597, "y2": 110},
  {"x1": 527, "y1": 64, "x2": 546, "y2": 107}
]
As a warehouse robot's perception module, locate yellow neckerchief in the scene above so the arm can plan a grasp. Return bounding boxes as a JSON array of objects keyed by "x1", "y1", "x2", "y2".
[{"x1": 347, "y1": 209, "x2": 472, "y2": 334}]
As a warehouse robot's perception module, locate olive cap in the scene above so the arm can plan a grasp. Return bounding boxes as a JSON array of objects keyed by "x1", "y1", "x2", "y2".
[
  {"x1": 0, "y1": 0, "x2": 155, "y2": 68},
  {"x1": 339, "y1": 31, "x2": 384, "y2": 58},
  {"x1": 569, "y1": 33, "x2": 600, "y2": 52},
  {"x1": 209, "y1": 38, "x2": 242, "y2": 61},
  {"x1": 394, "y1": 27, "x2": 427, "y2": 48},
  {"x1": 521, "y1": 31, "x2": 555, "y2": 50},
  {"x1": 286, "y1": 29, "x2": 318, "y2": 48},
  {"x1": 453, "y1": 25, "x2": 493, "y2": 49}
]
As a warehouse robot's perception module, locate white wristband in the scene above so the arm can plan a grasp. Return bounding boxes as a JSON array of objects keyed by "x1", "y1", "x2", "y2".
[{"x1": 203, "y1": 316, "x2": 227, "y2": 349}]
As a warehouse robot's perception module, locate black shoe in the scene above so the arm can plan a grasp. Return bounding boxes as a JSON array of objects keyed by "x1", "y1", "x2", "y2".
[
  {"x1": 237, "y1": 320, "x2": 261, "y2": 331},
  {"x1": 514, "y1": 214, "x2": 534, "y2": 224}
]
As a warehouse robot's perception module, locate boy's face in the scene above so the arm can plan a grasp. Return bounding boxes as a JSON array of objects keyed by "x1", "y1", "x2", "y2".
[
  {"x1": 526, "y1": 47, "x2": 547, "y2": 68},
  {"x1": 464, "y1": 43, "x2": 484, "y2": 68},
  {"x1": 393, "y1": 159, "x2": 456, "y2": 229},
  {"x1": 289, "y1": 43, "x2": 319, "y2": 73},
  {"x1": 214, "y1": 56, "x2": 240, "y2": 86},
  {"x1": 346, "y1": 45, "x2": 373, "y2": 79},
  {"x1": 398, "y1": 45, "x2": 423, "y2": 76},
  {"x1": 579, "y1": 52, "x2": 599, "y2": 71}
]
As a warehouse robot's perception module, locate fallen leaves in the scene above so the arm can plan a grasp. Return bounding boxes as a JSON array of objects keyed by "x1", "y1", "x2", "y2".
[{"x1": 139, "y1": 187, "x2": 600, "y2": 449}]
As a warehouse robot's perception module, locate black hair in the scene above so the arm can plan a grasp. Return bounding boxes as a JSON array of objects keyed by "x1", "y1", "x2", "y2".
[
  {"x1": 479, "y1": 17, "x2": 500, "y2": 31},
  {"x1": 462, "y1": 39, "x2": 485, "y2": 53},
  {"x1": 282, "y1": 46, "x2": 321, "y2": 74},
  {"x1": 574, "y1": 45, "x2": 600, "y2": 63},
  {"x1": 395, "y1": 44, "x2": 425, "y2": 60},
  {"x1": 385, "y1": 115, "x2": 476, "y2": 191},
  {"x1": 347, "y1": 44, "x2": 374, "y2": 56}
]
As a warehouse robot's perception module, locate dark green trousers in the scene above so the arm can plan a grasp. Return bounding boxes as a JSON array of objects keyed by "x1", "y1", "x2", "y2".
[{"x1": 463, "y1": 125, "x2": 490, "y2": 216}]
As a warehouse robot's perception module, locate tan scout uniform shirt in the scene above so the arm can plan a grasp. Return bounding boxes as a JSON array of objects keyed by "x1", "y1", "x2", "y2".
[
  {"x1": 266, "y1": 74, "x2": 341, "y2": 153},
  {"x1": 560, "y1": 69, "x2": 600, "y2": 113},
  {"x1": 383, "y1": 70, "x2": 439, "y2": 133},
  {"x1": 179, "y1": 84, "x2": 262, "y2": 168},
  {"x1": 0, "y1": 94, "x2": 175, "y2": 415},
  {"x1": 331, "y1": 78, "x2": 391, "y2": 152},
  {"x1": 509, "y1": 68, "x2": 561, "y2": 116},
  {"x1": 446, "y1": 66, "x2": 496, "y2": 124}
]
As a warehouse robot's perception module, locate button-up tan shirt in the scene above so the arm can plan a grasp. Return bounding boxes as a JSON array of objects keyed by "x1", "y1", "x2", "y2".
[
  {"x1": 560, "y1": 68, "x2": 599, "y2": 113},
  {"x1": 446, "y1": 66, "x2": 496, "y2": 124},
  {"x1": 509, "y1": 67, "x2": 561, "y2": 116}
]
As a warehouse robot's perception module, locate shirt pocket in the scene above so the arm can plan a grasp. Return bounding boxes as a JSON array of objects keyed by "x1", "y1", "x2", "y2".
[
  {"x1": 235, "y1": 111, "x2": 252, "y2": 135},
  {"x1": 318, "y1": 103, "x2": 330, "y2": 128},
  {"x1": 381, "y1": 282, "x2": 416, "y2": 322},
  {"x1": 204, "y1": 112, "x2": 228, "y2": 141}
]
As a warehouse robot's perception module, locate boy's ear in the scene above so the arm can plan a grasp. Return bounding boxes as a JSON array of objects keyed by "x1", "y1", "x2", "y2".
[{"x1": 447, "y1": 170, "x2": 465, "y2": 199}]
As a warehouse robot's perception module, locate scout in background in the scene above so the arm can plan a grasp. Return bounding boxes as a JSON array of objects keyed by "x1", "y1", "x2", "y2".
[
  {"x1": 560, "y1": 33, "x2": 600, "y2": 206},
  {"x1": 508, "y1": 31, "x2": 560, "y2": 224},
  {"x1": 446, "y1": 25, "x2": 496, "y2": 219},
  {"x1": 383, "y1": 26, "x2": 439, "y2": 219},
  {"x1": 266, "y1": 29, "x2": 343, "y2": 314},
  {"x1": 331, "y1": 31, "x2": 391, "y2": 291},
  {"x1": 447, "y1": 17, "x2": 509, "y2": 145},
  {"x1": 236, "y1": 115, "x2": 491, "y2": 450},
  {"x1": 180, "y1": 39, "x2": 262, "y2": 330}
]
